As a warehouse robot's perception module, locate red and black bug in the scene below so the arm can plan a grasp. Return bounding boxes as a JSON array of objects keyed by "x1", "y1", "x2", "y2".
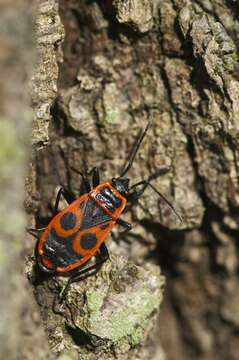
[{"x1": 29, "y1": 123, "x2": 181, "y2": 298}]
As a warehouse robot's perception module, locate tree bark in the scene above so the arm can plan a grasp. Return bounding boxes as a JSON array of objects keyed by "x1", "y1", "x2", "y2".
[{"x1": 28, "y1": 0, "x2": 239, "y2": 360}]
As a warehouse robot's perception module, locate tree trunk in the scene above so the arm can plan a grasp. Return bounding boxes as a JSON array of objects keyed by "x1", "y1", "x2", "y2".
[{"x1": 28, "y1": 0, "x2": 239, "y2": 360}]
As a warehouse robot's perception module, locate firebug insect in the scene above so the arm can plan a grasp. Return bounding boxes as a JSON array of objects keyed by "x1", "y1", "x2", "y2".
[{"x1": 29, "y1": 123, "x2": 181, "y2": 298}]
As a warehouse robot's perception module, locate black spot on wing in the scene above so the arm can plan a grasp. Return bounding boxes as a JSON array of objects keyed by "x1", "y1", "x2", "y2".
[
  {"x1": 80, "y1": 233, "x2": 97, "y2": 249},
  {"x1": 60, "y1": 212, "x2": 77, "y2": 230},
  {"x1": 43, "y1": 228, "x2": 82, "y2": 268},
  {"x1": 80, "y1": 199, "x2": 111, "y2": 230}
]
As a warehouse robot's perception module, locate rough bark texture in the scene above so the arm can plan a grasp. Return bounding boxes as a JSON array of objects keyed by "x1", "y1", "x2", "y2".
[
  {"x1": 26, "y1": 253, "x2": 165, "y2": 359},
  {"x1": 29, "y1": 1, "x2": 165, "y2": 359},
  {"x1": 29, "y1": 0, "x2": 239, "y2": 360}
]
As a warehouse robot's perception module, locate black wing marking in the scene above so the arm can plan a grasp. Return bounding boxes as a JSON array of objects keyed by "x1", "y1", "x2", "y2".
[
  {"x1": 43, "y1": 228, "x2": 82, "y2": 268},
  {"x1": 80, "y1": 199, "x2": 111, "y2": 230}
]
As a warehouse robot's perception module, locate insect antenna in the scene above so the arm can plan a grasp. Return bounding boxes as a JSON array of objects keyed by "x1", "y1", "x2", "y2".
[
  {"x1": 147, "y1": 183, "x2": 182, "y2": 222},
  {"x1": 119, "y1": 122, "x2": 150, "y2": 178},
  {"x1": 130, "y1": 178, "x2": 183, "y2": 222}
]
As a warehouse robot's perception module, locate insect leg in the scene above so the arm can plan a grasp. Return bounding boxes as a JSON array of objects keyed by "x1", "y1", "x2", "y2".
[
  {"x1": 27, "y1": 227, "x2": 46, "y2": 238},
  {"x1": 28, "y1": 188, "x2": 75, "y2": 239},
  {"x1": 54, "y1": 187, "x2": 76, "y2": 214},
  {"x1": 116, "y1": 218, "x2": 132, "y2": 231},
  {"x1": 59, "y1": 243, "x2": 109, "y2": 302},
  {"x1": 71, "y1": 167, "x2": 92, "y2": 194},
  {"x1": 89, "y1": 167, "x2": 100, "y2": 188},
  {"x1": 97, "y1": 242, "x2": 109, "y2": 262},
  {"x1": 126, "y1": 188, "x2": 145, "y2": 203},
  {"x1": 81, "y1": 174, "x2": 91, "y2": 193},
  {"x1": 78, "y1": 166, "x2": 100, "y2": 192}
]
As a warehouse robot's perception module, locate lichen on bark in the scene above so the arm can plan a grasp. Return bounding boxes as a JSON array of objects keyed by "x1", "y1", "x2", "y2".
[{"x1": 27, "y1": 253, "x2": 165, "y2": 359}]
